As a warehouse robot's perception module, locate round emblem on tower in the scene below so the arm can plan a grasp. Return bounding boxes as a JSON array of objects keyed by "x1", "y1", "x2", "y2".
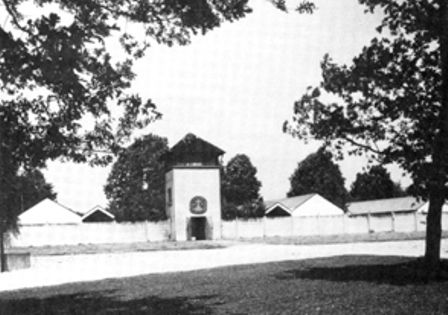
[{"x1": 190, "y1": 196, "x2": 207, "y2": 214}]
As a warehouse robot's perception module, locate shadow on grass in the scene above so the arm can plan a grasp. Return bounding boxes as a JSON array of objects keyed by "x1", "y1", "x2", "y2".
[
  {"x1": 275, "y1": 255, "x2": 448, "y2": 286},
  {"x1": 0, "y1": 290, "x2": 217, "y2": 315}
]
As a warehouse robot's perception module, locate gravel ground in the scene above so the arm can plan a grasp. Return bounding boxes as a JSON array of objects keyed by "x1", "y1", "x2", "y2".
[{"x1": 0, "y1": 239, "x2": 447, "y2": 292}]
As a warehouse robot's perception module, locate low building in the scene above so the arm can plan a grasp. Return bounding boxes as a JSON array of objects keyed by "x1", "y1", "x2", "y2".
[
  {"x1": 265, "y1": 193, "x2": 344, "y2": 217},
  {"x1": 347, "y1": 196, "x2": 425, "y2": 216},
  {"x1": 19, "y1": 198, "x2": 82, "y2": 225}
]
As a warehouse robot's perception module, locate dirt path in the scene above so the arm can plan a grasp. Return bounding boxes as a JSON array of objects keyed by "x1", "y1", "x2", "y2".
[{"x1": 1, "y1": 239, "x2": 447, "y2": 292}]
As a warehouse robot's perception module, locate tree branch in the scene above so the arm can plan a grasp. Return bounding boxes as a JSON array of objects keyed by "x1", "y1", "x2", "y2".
[
  {"x1": 1, "y1": 0, "x2": 29, "y2": 33},
  {"x1": 341, "y1": 135, "x2": 385, "y2": 155}
]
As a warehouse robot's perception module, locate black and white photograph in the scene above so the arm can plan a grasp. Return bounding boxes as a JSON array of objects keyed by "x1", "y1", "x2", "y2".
[{"x1": 1, "y1": 0, "x2": 448, "y2": 314}]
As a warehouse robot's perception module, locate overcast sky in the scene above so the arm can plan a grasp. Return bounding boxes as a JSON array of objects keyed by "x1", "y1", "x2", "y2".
[{"x1": 43, "y1": 0, "x2": 409, "y2": 212}]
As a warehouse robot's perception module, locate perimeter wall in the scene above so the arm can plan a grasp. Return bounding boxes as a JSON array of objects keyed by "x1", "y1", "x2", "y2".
[{"x1": 8, "y1": 212, "x2": 448, "y2": 247}]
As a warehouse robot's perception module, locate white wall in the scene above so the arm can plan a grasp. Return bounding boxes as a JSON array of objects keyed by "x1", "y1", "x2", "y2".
[
  {"x1": 370, "y1": 214, "x2": 392, "y2": 232},
  {"x1": 165, "y1": 170, "x2": 175, "y2": 240},
  {"x1": 394, "y1": 213, "x2": 417, "y2": 232},
  {"x1": 10, "y1": 221, "x2": 171, "y2": 247},
  {"x1": 265, "y1": 217, "x2": 292, "y2": 237},
  {"x1": 221, "y1": 212, "x2": 448, "y2": 240},
  {"x1": 345, "y1": 216, "x2": 369, "y2": 234},
  {"x1": 8, "y1": 212, "x2": 447, "y2": 248},
  {"x1": 292, "y1": 195, "x2": 344, "y2": 217}
]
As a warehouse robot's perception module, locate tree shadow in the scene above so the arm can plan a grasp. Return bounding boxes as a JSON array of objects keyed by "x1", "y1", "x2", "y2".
[
  {"x1": 0, "y1": 290, "x2": 218, "y2": 315},
  {"x1": 275, "y1": 255, "x2": 448, "y2": 286}
]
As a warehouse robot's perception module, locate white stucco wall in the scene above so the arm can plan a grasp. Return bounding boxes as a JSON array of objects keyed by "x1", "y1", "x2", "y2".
[
  {"x1": 10, "y1": 221, "x2": 170, "y2": 247},
  {"x1": 168, "y1": 168, "x2": 222, "y2": 241},
  {"x1": 9, "y1": 212, "x2": 448, "y2": 247},
  {"x1": 291, "y1": 195, "x2": 344, "y2": 217},
  {"x1": 165, "y1": 170, "x2": 175, "y2": 240}
]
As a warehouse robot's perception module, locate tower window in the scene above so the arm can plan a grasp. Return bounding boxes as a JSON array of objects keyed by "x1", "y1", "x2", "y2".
[{"x1": 167, "y1": 188, "x2": 172, "y2": 207}]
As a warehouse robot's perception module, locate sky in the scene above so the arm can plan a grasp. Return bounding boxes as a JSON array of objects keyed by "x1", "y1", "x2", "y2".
[{"x1": 42, "y1": 0, "x2": 410, "y2": 212}]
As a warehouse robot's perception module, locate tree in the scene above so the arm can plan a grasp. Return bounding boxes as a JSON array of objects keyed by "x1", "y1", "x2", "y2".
[
  {"x1": 222, "y1": 154, "x2": 261, "y2": 205},
  {"x1": 284, "y1": 0, "x2": 448, "y2": 274},
  {"x1": 0, "y1": 0, "x2": 263, "y2": 271},
  {"x1": 288, "y1": 147, "x2": 347, "y2": 209},
  {"x1": 0, "y1": 168, "x2": 56, "y2": 271},
  {"x1": 221, "y1": 198, "x2": 265, "y2": 221},
  {"x1": 392, "y1": 182, "x2": 407, "y2": 199},
  {"x1": 350, "y1": 165, "x2": 405, "y2": 201},
  {"x1": 3, "y1": 168, "x2": 56, "y2": 231},
  {"x1": 104, "y1": 134, "x2": 167, "y2": 222},
  {"x1": 222, "y1": 154, "x2": 263, "y2": 219},
  {"x1": 13, "y1": 169, "x2": 57, "y2": 213}
]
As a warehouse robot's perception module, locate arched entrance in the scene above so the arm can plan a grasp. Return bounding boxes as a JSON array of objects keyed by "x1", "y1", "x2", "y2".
[{"x1": 189, "y1": 217, "x2": 207, "y2": 240}]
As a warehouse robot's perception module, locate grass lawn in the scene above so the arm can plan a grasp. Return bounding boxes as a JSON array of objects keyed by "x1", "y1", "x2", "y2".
[
  {"x1": 1, "y1": 255, "x2": 448, "y2": 314},
  {"x1": 248, "y1": 231, "x2": 448, "y2": 246},
  {"x1": 12, "y1": 231, "x2": 448, "y2": 257}
]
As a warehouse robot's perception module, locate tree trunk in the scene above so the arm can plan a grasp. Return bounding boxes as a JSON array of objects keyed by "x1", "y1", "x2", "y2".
[
  {"x1": 0, "y1": 121, "x2": 5, "y2": 273},
  {"x1": 425, "y1": 190, "x2": 443, "y2": 274},
  {"x1": 0, "y1": 228, "x2": 5, "y2": 272},
  {"x1": 425, "y1": 1, "x2": 448, "y2": 275}
]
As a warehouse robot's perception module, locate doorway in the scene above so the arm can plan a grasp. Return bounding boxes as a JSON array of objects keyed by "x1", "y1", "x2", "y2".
[{"x1": 190, "y1": 217, "x2": 207, "y2": 240}]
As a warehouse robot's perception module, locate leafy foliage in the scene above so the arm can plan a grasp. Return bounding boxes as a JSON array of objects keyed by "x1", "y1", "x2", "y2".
[
  {"x1": 270, "y1": 0, "x2": 315, "y2": 13},
  {"x1": 0, "y1": 0, "x2": 256, "y2": 170},
  {"x1": 222, "y1": 154, "x2": 263, "y2": 219},
  {"x1": 284, "y1": 1, "x2": 444, "y2": 197},
  {"x1": 350, "y1": 165, "x2": 405, "y2": 201},
  {"x1": 222, "y1": 198, "x2": 265, "y2": 221},
  {"x1": 104, "y1": 134, "x2": 168, "y2": 222},
  {"x1": 222, "y1": 154, "x2": 261, "y2": 204},
  {"x1": 13, "y1": 169, "x2": 57, "y2": 213},
  {"x1": 284, "y1": 0, "x2": 448, "y2": 270},
  {"x1": 0, "y1": 167, "x2": 56, "y2": 233},
  {"x1": 288, "y1": 147, "x2": 347, "y2": 209}
]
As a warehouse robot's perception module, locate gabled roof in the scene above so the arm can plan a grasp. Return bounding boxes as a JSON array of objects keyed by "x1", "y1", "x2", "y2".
[
  {"x1": 347, "y1": 196, "x2": 425, "y2": 215},
  {"x1": 19, "y1": 198, "x2": 81, "y2": 225},
  {"x1": 81, "y1": 205, "x2": 115, "y2": 221},
  {"x1": 265, "y1": 194, "x2": 316, "y2": 213},
  {"x1": 173, "y1": 133, "x2": 225, "y2": 155},
  {"x1": 265, "y1": 203, "x2": 292, "y2": 215},
  {"x1": 161, "y1": 133, "x2": 225, "y2": 163}
]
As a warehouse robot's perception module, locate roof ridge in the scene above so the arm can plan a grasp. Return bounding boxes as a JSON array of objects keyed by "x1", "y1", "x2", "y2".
[
  {"x1": 172, "y1": 133, "x2": 225, "y2": 153},
  {"x1": 51, "y1": 199, "x2": 81, "y2": 217},
  {"x1": 290, "y1": 193, "x2": 316, "y2": 210},
  {"x1": 82, "y1": 206, "x2": 115, "y2": 219},
  {"x1": 267, "y1": 193, "x2": 316, "y2": 203},
  {"x1": 265, "y1": 193, "x2": 318, "y2": 212},
  {"x1": 348, "y1": 195, "x2": 416, "y2": 204}
]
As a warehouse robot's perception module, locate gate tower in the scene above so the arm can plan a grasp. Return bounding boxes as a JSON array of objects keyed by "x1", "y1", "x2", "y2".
[{"x1": 162, "y1": 133, "x2": 224, "y2": 241}]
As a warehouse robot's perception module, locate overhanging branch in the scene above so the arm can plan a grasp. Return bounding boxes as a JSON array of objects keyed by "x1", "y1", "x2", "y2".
[
  {"x1": 1, "y1": 0, "x2": 28, "y2": 33},
  {"x1": 341, "y1": 135, "x2": 385, "y2": 155}
]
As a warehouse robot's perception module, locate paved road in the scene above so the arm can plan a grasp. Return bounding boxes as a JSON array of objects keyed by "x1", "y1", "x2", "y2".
[{"x1": 0, "y1": 239, "x2": 447, "y2": 292}]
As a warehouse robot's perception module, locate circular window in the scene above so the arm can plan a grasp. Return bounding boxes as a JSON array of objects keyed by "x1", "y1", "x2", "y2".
[{"x1": 190, "y1": 196, "x2": 207, "y2": 214}]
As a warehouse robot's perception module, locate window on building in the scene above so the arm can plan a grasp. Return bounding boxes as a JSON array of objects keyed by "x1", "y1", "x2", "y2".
[{"x1": 167, "y1": 188, "x2": 172, "y2": 207}]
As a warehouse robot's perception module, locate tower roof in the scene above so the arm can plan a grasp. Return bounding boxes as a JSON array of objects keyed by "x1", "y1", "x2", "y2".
[{"x1": 161, "y1": 133, "x2": 224, "y2": 166}]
